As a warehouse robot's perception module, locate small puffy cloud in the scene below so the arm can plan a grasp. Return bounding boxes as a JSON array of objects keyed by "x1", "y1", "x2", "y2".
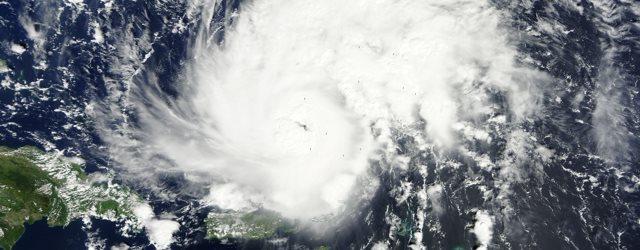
[{"x1": 133, "y1": 204, "x2": 180, "y2": 249}]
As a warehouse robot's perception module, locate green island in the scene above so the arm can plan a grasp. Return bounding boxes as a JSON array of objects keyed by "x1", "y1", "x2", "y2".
[
  {"x1": 205, "y1": 209, "x2": 296, "y2": 240},
  {"x1": 0, "y1": 59, "x2": 8, "y2": 73},
  {"x1": 0, "y1": 146, "x2": 142, "y2": 249}
]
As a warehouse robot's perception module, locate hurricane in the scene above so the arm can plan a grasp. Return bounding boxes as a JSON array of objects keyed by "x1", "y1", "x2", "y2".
[
  {"x1": 97, "y1": 0, "x2": 551, "y2": 223},
  {"x1": 3, "y1": 0, "x2": 638, "y2": 248}
]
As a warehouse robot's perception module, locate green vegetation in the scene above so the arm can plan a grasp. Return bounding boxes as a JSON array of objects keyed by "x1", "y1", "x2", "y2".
[
  {"x1": 70, "y1": 163, "x2": 87, "y2": 180},
  {"x1": 206, "y1": 209, "x2": 296, "y2": 240},
  {"x1": 0, "y1": 146, "x2": 141, "y2": 249},
  {"x1": 0, "y1": 153, "x2": 65, "y2": 249},
  {"x1": 0, "y1": 59, "x2": 8, "y2": 73},
  {"x1": 97, "y1": 200, "x2": 121, "y2": 216}
]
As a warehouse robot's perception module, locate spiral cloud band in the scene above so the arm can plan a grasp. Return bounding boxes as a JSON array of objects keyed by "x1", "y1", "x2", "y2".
[{"x1": 108, "y1": 0, "x2": 547, "y2": 220}]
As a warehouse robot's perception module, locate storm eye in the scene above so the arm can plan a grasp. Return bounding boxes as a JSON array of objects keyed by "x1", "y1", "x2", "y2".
[{"x1": 295, "y1": 121, "x2": 309, "y2": 131}]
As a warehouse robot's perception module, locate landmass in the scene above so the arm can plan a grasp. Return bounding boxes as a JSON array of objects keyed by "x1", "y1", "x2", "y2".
[
  {"x1": 0, "y1": 59, "x2": 9, "y2": 73},
  {"x1": 0, "y1": 146, "x2": 142, "y2": 249},
  {"x1": 205, "y1": 209, "x2": 295, "y2": 241}
]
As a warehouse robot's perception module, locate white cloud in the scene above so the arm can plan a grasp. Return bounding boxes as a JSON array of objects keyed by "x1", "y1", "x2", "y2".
[
  {"x1": 110, "y1": 243, "x2": 130, "y2": 250},
  {"x1": 473, "y1": 210, "x2": 494, "y2": 250},
  {"x1": 133, "y1": 204, "x2": 180, "y2": 249},
  {"x1": 100, "y1": 0, "x2": 548, "y2": 222},
  {"x1": 372, "y1": 241, "x2": 389, "y2": 250},
  {"x1": 10, "y1": 43, "x2": 26, "y2": 55},
  {"x1": 426, "y1": 184, "x2": 445, "y2": 216},
  {"x1": 91, "y1": 21, "x2": 104, "y2": 43},
  {"x1": 204, "y1": 182, "x2": 263, "y2": 211}
]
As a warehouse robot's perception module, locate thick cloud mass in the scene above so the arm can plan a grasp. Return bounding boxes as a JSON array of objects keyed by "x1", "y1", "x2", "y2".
[{"x1": 114, "y1": 0, "x2": 546, "y2": 220}]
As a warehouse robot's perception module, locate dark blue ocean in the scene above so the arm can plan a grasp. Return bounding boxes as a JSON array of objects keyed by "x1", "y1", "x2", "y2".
[{"x1": 1, "y1": 0, "x2": 639, "y2": 249}]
